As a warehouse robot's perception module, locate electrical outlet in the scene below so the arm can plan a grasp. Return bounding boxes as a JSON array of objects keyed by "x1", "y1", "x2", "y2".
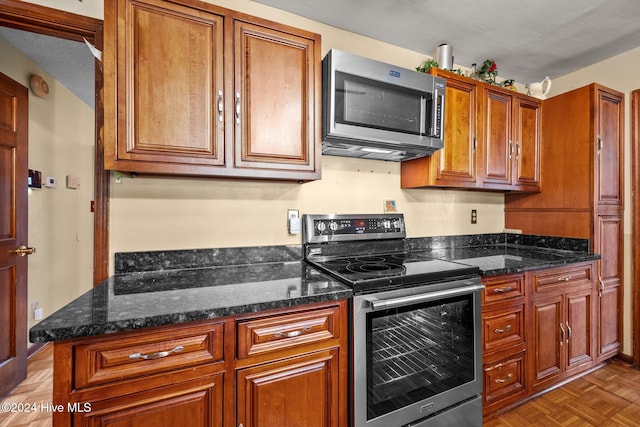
[
  {"x1": 287, "y1": 209, "x2": 300, "y2": 234},
  {"x1": 471, "y1": 209, "x2": 477, "y2": 224}
]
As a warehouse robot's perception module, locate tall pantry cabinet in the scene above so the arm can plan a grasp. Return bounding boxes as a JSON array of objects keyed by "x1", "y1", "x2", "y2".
[{"x1": 505, "y1": 83, "x2": 624, "y2": 362}]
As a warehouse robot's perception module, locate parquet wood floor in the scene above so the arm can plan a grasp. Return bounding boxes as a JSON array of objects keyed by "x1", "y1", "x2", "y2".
[
  {"x1": 485, "y1": 359, "x2": 640, "y2": 426},
  {"x1": 1, "y1": 346, "x2": 640, "y2": 426}
]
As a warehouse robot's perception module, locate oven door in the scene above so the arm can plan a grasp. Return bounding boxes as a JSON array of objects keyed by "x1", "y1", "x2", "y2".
[{"x1": 353, "y1": 279, "x2": 484, "y2": 427}]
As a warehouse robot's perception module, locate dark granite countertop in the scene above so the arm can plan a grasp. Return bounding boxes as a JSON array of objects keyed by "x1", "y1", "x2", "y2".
[
  {"x1": 425, "y1": 245, "x2": 599, "y2": 276},
  {"x1": 29, "y1": 234, "x2": 599, "y2": 343},
  {"x1": 29, "y1": 254, "x2": 352, "y2": 343},
  {"x1": 407, "y1": 233, "x2": 599, "y2": 276}
]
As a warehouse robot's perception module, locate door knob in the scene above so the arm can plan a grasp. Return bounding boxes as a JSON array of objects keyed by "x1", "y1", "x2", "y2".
[{"x1": 14, "y1": 246, "x2": 36, "y2": 256}]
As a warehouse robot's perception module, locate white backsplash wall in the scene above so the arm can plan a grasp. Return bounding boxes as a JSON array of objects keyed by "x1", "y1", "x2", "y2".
[{"x1": 109, "y1": 156, "x2": 505, "y2": 268}]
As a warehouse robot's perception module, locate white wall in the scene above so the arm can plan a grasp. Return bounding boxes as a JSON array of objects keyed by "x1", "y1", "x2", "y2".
[
  {"x1": 0, "y1": 36, "x2": 95, "y2": 343},
  {"x1": 549, "y1": 47, "x2": 640, "y2": 357}
]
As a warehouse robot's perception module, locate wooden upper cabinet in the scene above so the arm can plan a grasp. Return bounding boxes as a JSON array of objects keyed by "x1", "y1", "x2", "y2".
[
  {"x1": 401, "y1": 70, "x2": 479, "y2": 188},
  {"x1": 105, "y1": 0, "x2": 225, "y2": 171},
  {"x1": 401, "y1": 69, "x2": 540, "y2": 192},
  {"x1": 595, "y1": 87, "x2": 624, "y2": 205},
  {"x1": 481, "y1": 87, "x2": 512, "y2": 187},
  {"x1": 233, "y1": 20, "x2": 319, "y2": 174},
  {"x1": 513, "y1": 96, "x2": 541, "y2": 190},
  {"x1": 104, "y1": 0, "x2": 321, "y2": 180}
]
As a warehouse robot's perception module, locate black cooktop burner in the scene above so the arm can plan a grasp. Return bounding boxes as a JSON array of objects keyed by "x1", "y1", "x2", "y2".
[
  {"x1": 302, "y1": 214, "x2": 481, "y2": 293},
  {"x1": 308, "y1": 251, "x2": 480, "y2": 294}
]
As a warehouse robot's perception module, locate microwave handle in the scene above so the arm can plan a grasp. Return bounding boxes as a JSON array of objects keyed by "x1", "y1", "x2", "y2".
[
  {"x1": 367, "y1": 283, "x2": 484, "y2": 311},
  {"x1": 430, "y1": 87, "x2": 444, "y2": 139}
]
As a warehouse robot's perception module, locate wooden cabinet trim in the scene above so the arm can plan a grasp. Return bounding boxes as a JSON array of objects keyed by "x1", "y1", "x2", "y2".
[
  {"x1": 236, "y1": 305, "x2": 339, "y2": 359},
  {"x1": 74, "y1": 322, "x2": 224, "y2": 389}
]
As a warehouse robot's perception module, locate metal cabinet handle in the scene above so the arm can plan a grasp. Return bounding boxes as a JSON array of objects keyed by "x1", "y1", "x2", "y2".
[
  {"x1": 599, "y1": 277, "x2": 605, "y2": 296},
  {"x1": 566, "y1": 321, "x2": 572, "y2": 344},
  {"x1": 515, "y1": 141, "x2": 521, "y2": 160},
  {"x1": 14, "y1": 245, "x2": 36, "y2": 256},
  {"x1": 273, "y1": 326, "x2": 311, "y2": 338},
  {"x1": 235, "y1": 92, "x2": 241, "y2": 125},
  {"x1": 559, "y1": 323, "x2": 565, "y2": 347},
  {"x1": 129, "y1": 345, "x2": 184, "y2": 360},
  {"x1": 557, "y1": 276, "x2": 572, "y2": 282},
  {"x1": 494, "y1": 373, "x2": 513, "y2": 384},
  {"x1": 494, "y1": 325, "x2": 512, "y2": 334},
  {"x1": 217, "y1": 90, "x2": 223, "y2": 123},
  {"x1": 597, "y1": 135, "x2": 604, "y2": 154},
  {"x1": 473, "y1": 136, "x2": 477, "y2": 153},
  {"x1": 509, "y1": 141, "x2": 513, "y2": 158},
  {"x1": 493, "y1": 286, "x2": 513, "y2": 294}
]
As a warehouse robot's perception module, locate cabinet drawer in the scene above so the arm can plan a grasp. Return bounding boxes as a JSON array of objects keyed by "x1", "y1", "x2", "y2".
[
  {"x1": 237, "y1": 306, "x2": 340, "y2": 359},
  {"x1": 532, "y1": 263, "x2": 593, "y2": 294},
  {"x1": 483, "y1": 352, "x2": 526, "y2": 410},
  {"x1": 482, "y1": 275, "x2": 525, "y2": 305},
  {"x1": 483, "y1": 305, "x2": 525, "y2": 354},
  {"x1": 74, "y1": 323, "x2": 224, "y2": 389}
]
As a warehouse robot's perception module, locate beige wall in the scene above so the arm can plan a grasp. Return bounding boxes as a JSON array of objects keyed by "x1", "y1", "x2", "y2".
[
  {"x1": 549, "y1": 47, "x2": 640, "y2": 357},
  {"x1": 106, "y1": 0, "x2": 506, "y2": 259},
  {"x1": 0, "y1": 36, "x2": 95, "y2": 343}
]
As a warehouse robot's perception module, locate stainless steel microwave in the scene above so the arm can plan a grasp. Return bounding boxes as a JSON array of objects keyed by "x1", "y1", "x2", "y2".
[{"x1": 322, "y1": 49, "x2": 445, "y2": 161}]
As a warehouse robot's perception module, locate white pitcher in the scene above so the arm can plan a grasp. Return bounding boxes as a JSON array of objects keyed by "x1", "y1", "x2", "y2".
[{"x1": 526, "y1": 76, "x2": 552, "y2": 98}]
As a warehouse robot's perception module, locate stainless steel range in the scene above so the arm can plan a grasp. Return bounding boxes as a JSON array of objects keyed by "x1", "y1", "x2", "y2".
[{"x1": 303, "y1": 214, "x2": 484, "y2": 427}]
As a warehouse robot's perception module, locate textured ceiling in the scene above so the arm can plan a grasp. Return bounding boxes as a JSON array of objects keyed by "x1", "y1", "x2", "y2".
[
  {"x1": 2, "y1": 0, "x2": 640, "y2": 108},
  {"x1": 0, "y1": 27, "x2": 95, "y2": 109},
  {"x1": 253, "y1": 0, "x2": 640, "y2": 84}
]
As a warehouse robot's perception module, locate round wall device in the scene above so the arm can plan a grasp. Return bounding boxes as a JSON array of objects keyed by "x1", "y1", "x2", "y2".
[{"x1": 29, "y1": 74, "x2": 49, "y2": 98}]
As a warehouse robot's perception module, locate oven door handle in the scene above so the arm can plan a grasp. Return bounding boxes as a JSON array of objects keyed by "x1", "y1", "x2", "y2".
[{"x1": 367, "y1": 283, "x2": 484, "y2": 311}]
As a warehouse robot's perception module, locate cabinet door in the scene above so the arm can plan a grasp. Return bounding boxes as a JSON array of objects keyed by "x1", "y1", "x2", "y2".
[
  {"x1": 531, "y1": 294, "x2": 563, "y2": 390},
  {"x1": 481, "y1": 87, "x2": 512, "y2": 187},
  {"x1": 233, "y1": 20, "x2": 320, "y2": 176},
  {"x1": 402, "y1": 71, "x2": 479, "y2": 188},
  {"x1": 237, "y1": 349, "x2": 340, "y2": 427},
  {"x1": 434, "y1": 74, "x2": 479, "y2": 186},
  {"x1": 73, "y1": 374, "x2": 223, "y2": 427},
  {"x1": 595, "y1": 87, "x2": 624, "y2": 205},
  {"x1": 105, "y1": 0, "x2": 225, "y2": 171},
  {"x1": 513, "y1": 96, "x2": 541, "y2": 190},
  {"x1": 595, "y1": 214, "x2": 622, "y2": 360},
  {"x1": 565, "y1": 288, "x2": 593, "y2": 372}
]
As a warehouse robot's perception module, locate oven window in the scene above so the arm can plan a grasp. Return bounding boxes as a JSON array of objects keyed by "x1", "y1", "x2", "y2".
[
  {"x1": 335, "y1": 71, "x2": 431, "y2": 135},
  {"x1": 366, "y1": 294, "x2": 476, "y2": 420}
]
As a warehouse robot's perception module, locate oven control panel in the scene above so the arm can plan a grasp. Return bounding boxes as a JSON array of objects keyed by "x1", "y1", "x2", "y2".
[{"x1": 303, "y1": 214, "x2": 406, "y2": 243}]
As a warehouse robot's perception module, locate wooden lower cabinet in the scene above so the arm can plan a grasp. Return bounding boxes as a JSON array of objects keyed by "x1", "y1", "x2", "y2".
[
  {"x1": 482, "y1": 262, "x2": 599, "y2": 417},
  {"x1": 72, "y1": 375, "x2": 224, "y2": 427},
  {"x1": 52, "y1": 300, "x2": 347, "y2": 427},
  {"x1": 530, "y1": 287, "x2": 593, "y2": 393},
  {"x1": 237, "y1": 349, "x2": 340, "y2": 427}
]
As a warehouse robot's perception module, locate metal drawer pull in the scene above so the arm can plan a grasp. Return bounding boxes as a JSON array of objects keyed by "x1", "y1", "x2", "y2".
[
  {"x1": 494, "y1": 325, "x2": 512, "y2": 334},
  {"x1": 273, "y1": 326, "x2": 311, "y2": 338},
  {"x1": 559, "y1": 323, "x2": 565, "y2": 346},
  {"x1": 495, "y1": 373, "x2": 513, "y2": 384},
  {"x1": 235, "y1": 92, "x2": 241, "y2": 125},
  {"x1": 217, "y1": 90, "x2": 223, "y2": 123},
  {"x1": 129, "y1": 345, "x2": 184, "y2": 360},
  {"x1": 557, "y1": 276, "x2": 572, "y2": 282},
  {"x1": 566, "y1": 321, "x2": 572, "y2": 343},
  {"x1": 493, "y1": 286, "x2": 513, "y2": 294}
]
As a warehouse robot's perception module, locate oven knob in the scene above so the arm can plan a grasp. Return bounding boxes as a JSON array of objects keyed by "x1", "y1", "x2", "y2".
[
  {"x1": 316, "y1": 222, "x2": 326, "y2": 232},
  {"x1": 383, "y1": 220, "x2": 391, "y2": 229},
  {"x1": 329, "y1": 221, "x2": 339, "y2": 231}
]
